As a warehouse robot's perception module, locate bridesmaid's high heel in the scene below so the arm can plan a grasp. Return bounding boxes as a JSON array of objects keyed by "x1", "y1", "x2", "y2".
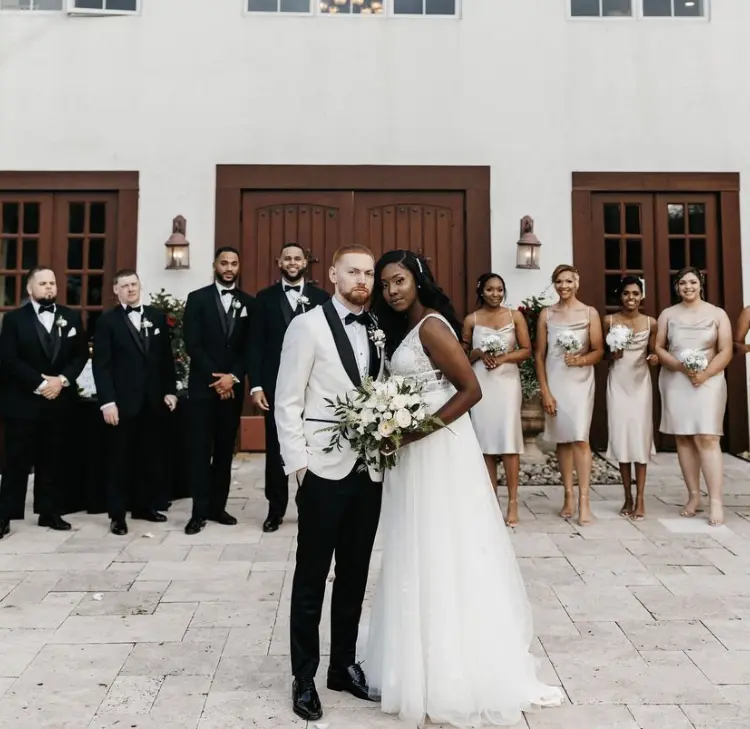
[
  {"x1": 680, "y1": 490, "x2": 703, "y2": 518},
  {"x1": 708, "y1": 498, "x2": 724, "y2": 527}
]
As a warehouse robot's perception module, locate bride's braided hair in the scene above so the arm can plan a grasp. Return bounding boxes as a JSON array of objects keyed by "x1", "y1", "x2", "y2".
[{"x1": 372, "y1": 249, "x2": 462, "y2": 358}]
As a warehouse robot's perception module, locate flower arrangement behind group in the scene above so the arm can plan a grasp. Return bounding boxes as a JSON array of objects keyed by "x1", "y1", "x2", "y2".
[{"x1": 150, "y1": 289, "x2": 190, "y2": 391}]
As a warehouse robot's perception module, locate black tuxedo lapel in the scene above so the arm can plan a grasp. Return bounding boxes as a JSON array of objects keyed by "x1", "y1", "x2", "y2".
[
  {"x1": 119, "y1": 307, "x2": 146, "y2": 356},
  {"x1": 227, "y1": 296, "x2": 238, "y2": 339},
  {"x1": 29, "y1": 306, "x2": 54, "y2": 361},
  {"x1": 366, "y1": 314, "x2": 381, "y2": 379},
  {"x1": 213, "y1": 287, "x2": 230, "y2": 339},
  {"x1": 322, "y1": 299, "x2": 362, "y2": 388},
  {"x1": 279, "y1": 284, "x2": 294, "y2": 328},
  {"x1": 50, "y1": 319, "x2": 62, "y2": 363}
]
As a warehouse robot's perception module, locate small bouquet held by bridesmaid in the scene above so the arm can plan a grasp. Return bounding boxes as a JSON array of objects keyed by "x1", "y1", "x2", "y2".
[
  {"x1": 320, "y1": 376, "x2": 444, "y2": 471},
  {"x1": 479, "y1": 334, "x2": 509, "y2": 357},
  {"x1": 678, "y1": 349, "x2": 709, "y2": 373},
  {"x1": 605, "y1": 323, "x2": 634, "y2": 353},
  {"x1": 555, "y1": 330, "x2": 581, "y2": 354}
]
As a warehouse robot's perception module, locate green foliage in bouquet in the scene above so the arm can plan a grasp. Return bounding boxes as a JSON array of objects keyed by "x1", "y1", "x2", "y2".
[
  {"x1": 149, "y1": 289, "x2": 189, "y2": 392},
  {"x1": 517, "y1": 293, "x2": 550, "y2": 402}
]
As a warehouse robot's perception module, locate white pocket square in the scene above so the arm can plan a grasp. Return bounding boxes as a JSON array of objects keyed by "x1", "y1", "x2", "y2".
[
  {"x1": 154, "y1": 328, "x2": 160, "y2": 335},
  {"x1": 240, "y1": 307, "x2": 248, "y2": 318},
  {"x1": 67, "y1": 327, "x2": 77, "y2": 337}
]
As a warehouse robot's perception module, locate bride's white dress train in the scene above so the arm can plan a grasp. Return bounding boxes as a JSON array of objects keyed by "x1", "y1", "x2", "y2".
[{"x1": 362, "y1": 314, "x2": 563, "y2": 728}]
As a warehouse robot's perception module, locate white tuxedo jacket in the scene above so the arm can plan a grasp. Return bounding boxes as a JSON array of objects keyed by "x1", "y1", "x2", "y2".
[{"x1": 275, "y1": 299, "x2": 383, "y2": 483}]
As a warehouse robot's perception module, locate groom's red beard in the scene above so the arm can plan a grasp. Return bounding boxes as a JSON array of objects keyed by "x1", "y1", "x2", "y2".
[{"x1": 341, "y1": 288, "x2": 370, "y2": 307}]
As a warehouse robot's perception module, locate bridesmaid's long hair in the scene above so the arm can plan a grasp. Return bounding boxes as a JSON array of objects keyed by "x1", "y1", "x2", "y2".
[
  {"x1": 476, "y1": 272, "x2": 507, "y2": 307},
  {"x1": 372, "y1": 249, "x2": 462, "y2": 358}
]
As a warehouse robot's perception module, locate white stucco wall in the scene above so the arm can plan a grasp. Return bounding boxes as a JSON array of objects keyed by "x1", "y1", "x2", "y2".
[{"x1": 1, "y1": 0, "x2": 749, "y2": 304}]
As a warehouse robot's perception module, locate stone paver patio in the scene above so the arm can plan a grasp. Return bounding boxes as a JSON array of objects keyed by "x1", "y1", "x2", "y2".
[{"x1": 1, "y1": 453, "x2": 750, "y2": 728}]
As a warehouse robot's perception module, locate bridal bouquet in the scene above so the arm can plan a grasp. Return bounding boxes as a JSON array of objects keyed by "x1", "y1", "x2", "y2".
[
  {"x1": 679, "y1": 349, "x2": 709, "y2": 373},
  {"x1": 605, "y1": 324, "x2": 634, "y2": 353},
  {"x1": 320, "y1": 376, "x2": 444, "y2": 471},
  {"x1": 479, "y1": 334, "x2": 508, "y2": 357},
  {"x1": 555, "y1": 330, "x2": 581, "y2": 354}
]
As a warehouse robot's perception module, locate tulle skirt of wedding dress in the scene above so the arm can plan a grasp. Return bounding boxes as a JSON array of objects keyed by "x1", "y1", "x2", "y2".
[{"x1": 362, "y1": 394, "x2": 563, "y2": 728}]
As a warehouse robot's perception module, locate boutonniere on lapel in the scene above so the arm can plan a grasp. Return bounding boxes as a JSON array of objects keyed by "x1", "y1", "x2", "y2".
[
  {"x1": 297, "y1": 294, "x2": 310, "y2": 311},
  {"x1": 368, "y1": 326, "x2": 386, "y2": 352},
  {"x1": 231, "y1": 297, "x2": 242, "y2": 318},
  {"x1": 55, "y1": 316, "x2": 68, "y2": 330},
  {"x1": 141, "y1": 318, "x2": 154, "y2": 336}
]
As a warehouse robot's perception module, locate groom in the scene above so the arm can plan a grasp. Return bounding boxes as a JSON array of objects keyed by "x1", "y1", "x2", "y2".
[{"x1": 275, "y1": 245, "x2": 383, "y2": 722}]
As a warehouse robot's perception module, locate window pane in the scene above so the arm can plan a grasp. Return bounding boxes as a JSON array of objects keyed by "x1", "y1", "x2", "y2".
[
  {"x1": 87, "y1": 274, "x2": 104, "y2": 306},
  {"x1": 625, "y1": 204, "x2": 641, "y2": 234},
  {"x1": 675, "y1": 0, "x2": 702, "y2": 16},
  {"x1": 89, "y1": 238, "x2": 105, "y2": 269},
  {"x1": 248, "y1": 0, "x2": 277, "y2": 9},
  {"x1": 605, "y1": 274, "x2": 622, "y2": 307},
  {"x1": 643, "y1": 0, "x2": 671, "y2": 16},
  {"x1": 669, "y1": 238, "x2": 686, "y2": 270},
  {"x1": 35, "y1": 0, "x2": 63, "y2": 7},
  {"x1": 280, "y1": 0, "x2": 309, "y2": 9},
  {"x1": 605, "y1": 239, "x2": 620, "y2": 270},
  {"x1": 570, "y1": 0, "x2": 600, "y2": 16},
  {"x1": 1, "y1": 276, "x2": 17, "y2": 307},
  {"x1": 603, "y1": 203, "x2": 620, "y2": 234},
  {"x1": 69, "y1": 203, "x2": 85, "y2": 234},
  {"x1": 22, "y1": 239, "x2": 38, "y2": 269},
  {"x1": 688, "y1": 203, "x2": 706, "y2": 234},
  {"x1": 90, "y1": 202, "x2": 106, "y2": 234},
  {"x1": 690, "y1": 238, "x2": 707, "y2": 269},
  {"x1": 105, "y1": 0, "x2": 136, "y2": 9},
  {"x1": 667, "y1": 204, "x2": 685, "y2": 234},
  {"x1": 426, "y1": 0, "x2": 455, "y2": 14},
  {"x1": 74, "y1": 0, "x2": 103, "y2": 8},
  {"x1": 2, "y1": 203, "x2": 19, "y2": 235},
  {"x1": 22, "y1": 203, "x2": 40, "y2": 234},
  {"x1": 626, "y1": 239, "x2": 642, "y2": 269},
  {"x1": 1, "y1": 239, "x2": 18, "y2": 269},
  {"x1": 602, "y1": 0, "x2": 631, "y2": 16},
  {"x1": 68, "y1": 238, "x2": 84, "y2": 270},
  {"x1": 394, "y1": 0, "x2": 422, "y2": 11},
  {"x1": 67, "y1": 274, "x2": 82, "y2": 305}
]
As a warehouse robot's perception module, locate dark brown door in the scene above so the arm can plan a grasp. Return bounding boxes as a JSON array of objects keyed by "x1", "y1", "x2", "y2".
[
  {"x1": 587, "y1": 192, "x2": 724, "y2": 452},
  {"x1": 353, "y1": 191, "x2": 466, "y2": 316},
  {"x1": 241, "y1": 192, "x2": 354, "y2": 294}
]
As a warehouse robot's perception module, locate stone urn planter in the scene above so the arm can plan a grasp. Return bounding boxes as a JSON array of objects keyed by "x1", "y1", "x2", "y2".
[{"x1": 521, "y1": 394, "x2": 547, "y2": 464}]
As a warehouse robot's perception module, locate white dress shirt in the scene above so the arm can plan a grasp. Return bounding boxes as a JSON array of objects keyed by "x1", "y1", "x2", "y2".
[
  {"x1": 216, "y1": 282, "x2": 236, "y2": 312},
  {"x1": 332, "y1": 295, "x2": 370, "y2": 379},
  {"x1": 282, "y1": 278, "x2": 304, "y2": 310}
]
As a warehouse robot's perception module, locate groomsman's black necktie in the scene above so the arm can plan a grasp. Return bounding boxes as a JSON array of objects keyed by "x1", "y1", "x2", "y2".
[
  {"x1": 284, "y1": 285, "x2": 301, "y2": 293},
  {"x1": 344, "y1": 312, "x2": 370, "y2": 326},
  {"x1": 38, "y1": 304, "x2": 55, "y2": 315}
]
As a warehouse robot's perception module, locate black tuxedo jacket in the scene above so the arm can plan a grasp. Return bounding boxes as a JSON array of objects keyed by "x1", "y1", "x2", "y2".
[
  {"x1": 92, "y1": 305, "x2": 177, "y2": 418},
  {"x1": 0, "y1": 303, "x2": 88, "y2": 419},
  {"x1": 183, "y1": 284, "x2": 255, "y2": 400},
  {"x1": 248, "y1": 281, "x2": 329, "y2": 397}
]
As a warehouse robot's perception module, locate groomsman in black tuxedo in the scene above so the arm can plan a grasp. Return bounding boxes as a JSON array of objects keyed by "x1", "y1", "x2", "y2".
[
  {"x1": 183, "y1": 247, "x2": 255, "y2": 535},
  {"x1": 249, "y1": 243, "x2": 329, "y2": 533},
  {"x1": 0, "y1": 267, "x2": 87, "y2": 538},
  {"x1": 93, "y1": 269, "x2": 178, "y2": 536}
]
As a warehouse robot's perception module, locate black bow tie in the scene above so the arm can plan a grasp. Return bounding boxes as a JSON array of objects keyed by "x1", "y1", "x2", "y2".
[
  {"x1": 38, "y1": 305, "x2": 55, "y2": 315},
  {"x1": 125, "y1": 305, "x2": 142, "y2": 315},
  {"x1": 284, "y1": 285, "x2": 301, "y2": 293},
  {"x1": 220, "y1": 288, "x2": 235, "y2": 296},
  {"x1": 344, "y1": 312, "x2": 370, "y2": 326}
]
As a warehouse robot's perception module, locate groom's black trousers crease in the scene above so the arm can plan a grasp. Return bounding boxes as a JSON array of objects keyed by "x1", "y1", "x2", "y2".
[{"x1": 291, "y1": 466, "x2": 382, "y2": 680}]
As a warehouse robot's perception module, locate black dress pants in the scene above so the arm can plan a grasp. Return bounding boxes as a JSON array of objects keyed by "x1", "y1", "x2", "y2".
[
  {"x1": 263, "y1": 401, "x2": 289, "y2": 519},
  {"x1": 290, "y1": 465, "x2": 382, "y2": 679}
]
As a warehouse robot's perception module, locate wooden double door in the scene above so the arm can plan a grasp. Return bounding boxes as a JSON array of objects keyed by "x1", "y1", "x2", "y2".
[
  {"x1": 573, "y1": 174, "x2": 746, "y2": 453},
  {"x1": 241, "y1": 190, "x2": 467, "y2": 315}
]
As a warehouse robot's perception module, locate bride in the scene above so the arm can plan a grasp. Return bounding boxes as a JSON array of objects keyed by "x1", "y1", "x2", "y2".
[{"x1": 362, "y1": 250, "x2": 562, "y2": 728}]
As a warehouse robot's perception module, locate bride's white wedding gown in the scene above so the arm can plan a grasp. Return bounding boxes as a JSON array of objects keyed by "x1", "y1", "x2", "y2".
[{"x1": 362, "y1": 314, "x2": 563, "y2": 728}]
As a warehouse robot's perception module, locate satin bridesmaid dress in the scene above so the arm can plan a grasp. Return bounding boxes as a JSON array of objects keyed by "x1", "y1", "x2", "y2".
[
  {"x1": 470, "y1": 312, "x2": 524, "y2": 455},
  {"x1": 606, "y1": 317, "x2": 655, "y2": 464},
  {"x1": 659, "y1": 316, "x2": 727, "y2": 436},
  {"x1": 543, "y1": 309, "x2": 595, "y2": 444}
]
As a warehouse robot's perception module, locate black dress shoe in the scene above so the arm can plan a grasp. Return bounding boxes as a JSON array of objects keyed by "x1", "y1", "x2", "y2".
[
  {"x1": 38, "y1": 514, "x2": 72, "y2": 531},
  {"x1": 131, "y1": 509, "x2": 167, "y2": 523},
  {"x1": 262, "y1": 515, "x2": 283, "y2": 533},
  {"x1": 184, "y1": 516, "x2": 206, "y2": 535},
  {"x1": 0, "y1": 519, "x2": 9, "y2": 539},
  {"x1": 110, "y1": 518, "x2": 128, "y2": 536},
  {"x1": 327, "y1": 663, "x2": 374, "y2": 701},
  {"x1": 208, "y1": 510, "x2": 237, "y2": 526},
  {"x1": 292, "y1": 677, "x2": 322, "y2": 721}
]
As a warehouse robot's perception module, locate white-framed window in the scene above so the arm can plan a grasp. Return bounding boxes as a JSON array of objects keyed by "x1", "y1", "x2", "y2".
[
  {"x1": 641, "y1": 0, "x2": 705, "y2": 17},
  {"x1": 0, "y1": 0, "x2": 63, "y2": 9},
  {"x1": 245, "y1": 0, "x2": 458, "y2": 16},
  {"x1": 247, "y1": 0, "x2": 311, "y2": 12},
  {"x1": 66, "y1": 0, "x2": 138, "y2": 14},
  {"x1": 569, "y1": 0, "x2": 632, "y2": 17},
  {"x1": 393, "y1": 0, "x2": 458, "y2": 15}
]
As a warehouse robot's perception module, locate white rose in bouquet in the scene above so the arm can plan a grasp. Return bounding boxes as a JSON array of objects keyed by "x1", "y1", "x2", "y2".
[
  {"x1": 679, "y1": 349, "x2": 709, "y2": 373},
  {"x1": 395, "y1": 409, "x2": 412, "y2": 429},
  {"x1": 555, "y1": 330, "x2": 581, "y2": 354},
  {"x1": 479, "y1": 334, "x2": 509, "y2": 357},
  {"x1": 605, "y1": 323, "x2": 634, "y2": 353},
  {"x1": 378, "y1": 419, "x2": 397, "y2": 438}
]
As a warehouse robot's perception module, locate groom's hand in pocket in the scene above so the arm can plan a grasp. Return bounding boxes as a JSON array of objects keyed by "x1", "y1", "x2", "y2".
[{"x1": 296, "y1": 468, "x2": 308, "y2": 486}]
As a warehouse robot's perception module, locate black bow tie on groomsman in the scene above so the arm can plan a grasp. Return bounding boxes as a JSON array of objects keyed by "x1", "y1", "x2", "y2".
[
  {"x1": 344, "y1": 312, "x2": 370, "y2": 326},
  {"x1": 220, "y1": 288, "x2": 235, "y2": 296},
  {"x1": 284, "y1": 284, "x2": 301, "y2": 293},
  {"x1": 125, "y1": 305, "x2": 142, "y2": 314},
  {"x1": 38, "y1": 304, "x2": 55, "y2": 314}
]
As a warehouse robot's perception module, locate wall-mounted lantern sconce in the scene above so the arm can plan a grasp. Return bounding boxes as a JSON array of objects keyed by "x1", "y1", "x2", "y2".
[
  {"x1": 165, "y1": 215, "x2": 190, "y2": 270},
  {"x1": 515, "y1": 215, "x2": 542, "y2": 270}
]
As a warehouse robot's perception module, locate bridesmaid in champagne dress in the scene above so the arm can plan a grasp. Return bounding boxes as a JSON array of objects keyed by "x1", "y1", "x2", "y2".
[
  {"x1": 535, "y1": 265, "x2": 604, "y2": 526},
  {"x1": 604, "y1": 276, "x2": 658, "y2": 521},
  {"x1": 655, "y1": 266, "x2": 732, "y2": 526},
  {"x1": 462, "y1": 273, "x2": 531, "y2": 526}
]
